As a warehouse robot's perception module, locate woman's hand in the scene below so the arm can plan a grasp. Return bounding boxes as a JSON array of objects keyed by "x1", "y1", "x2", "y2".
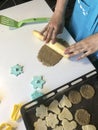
[
  {"x1": 64, "y1": 33, "x2": 98, "y2": 60},
  {"x1": 41, "y1": 12, "x2": 65, "y2": 43}
]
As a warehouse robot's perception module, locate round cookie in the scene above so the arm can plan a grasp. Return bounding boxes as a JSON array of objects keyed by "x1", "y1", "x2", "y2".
[
  {"x1": 80, "y1": 84, "x2": 95, "y2": 99},
  {"x1": 75, "y1": 109, "x2": 90, "y2": 125},
  {"x1": 68, "y1": 90, "x2": 82, "y2": 104}
]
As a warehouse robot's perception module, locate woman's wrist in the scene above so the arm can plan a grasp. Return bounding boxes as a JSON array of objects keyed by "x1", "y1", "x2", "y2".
[{"x1": 55, "y1": 0, "x2": 69, "y2": 15}]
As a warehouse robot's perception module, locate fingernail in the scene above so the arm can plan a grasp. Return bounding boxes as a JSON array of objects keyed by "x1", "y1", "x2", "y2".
[{"x1": 64, "y1": 51, "x2": 68, "y2": 54}]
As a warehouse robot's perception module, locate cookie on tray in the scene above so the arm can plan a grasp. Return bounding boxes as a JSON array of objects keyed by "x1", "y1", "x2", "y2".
[
  {"x1": 59, "y1": 95, "x2": 72, "y2": 108},
  {"x1": 58, "y1": 107, "x2": 73, "y2": 121},
  {"x1": 80, "y1": 84, "x2": 95, "y2": 99},
  {"x1": 62, "y1": 119, "x2": 77, "y2": 130},
  {"x1": 53, "y1": 126, "x2": 63, "y2": 130},
  {"x1": 68, "y1": 90, "x2": 82, "y2": 104},
  {"x1": 45, "y1": 113, "x2": 59, "y2": 128},
  {"x1": 36, "y1": 105, "x2": 48, "y2": 119},
  {"x1": 75, "y1": 109, "x2": 90, "y2": 125},
  {"x1": 82, "y1": 124, "x2": 96, "y2": 130},
  {"x1": 48, "y1": 100, "x2": 60, "y2": 115},
  {"x1": 34, "y1": 119, "x2": 47, "y2": 130}
]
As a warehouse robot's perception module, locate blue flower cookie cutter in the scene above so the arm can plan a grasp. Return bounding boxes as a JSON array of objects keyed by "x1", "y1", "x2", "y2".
[
  {"x1": 11, "y1": 64, "x2": 24, "y2": 76},
  {"x1": 31, "y1": 90, "x2": 43, "y2": 100},
  {"x1": 31, "y1": 76, "x2": 45, "y2": 89}
]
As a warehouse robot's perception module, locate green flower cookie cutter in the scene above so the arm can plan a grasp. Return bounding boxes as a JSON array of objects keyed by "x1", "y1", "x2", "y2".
[{"x1": 0, "y1": 15, "x2": 50, "y2": 28}]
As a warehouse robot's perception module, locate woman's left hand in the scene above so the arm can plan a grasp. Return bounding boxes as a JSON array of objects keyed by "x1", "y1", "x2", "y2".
[{"x1": 64, "y1": 33, "x2": 98, "y2": 60}]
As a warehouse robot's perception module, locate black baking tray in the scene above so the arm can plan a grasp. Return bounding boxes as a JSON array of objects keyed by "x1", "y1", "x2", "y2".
[{"x1": 21, "y1": 70, "x2": 98, "y2": 130}]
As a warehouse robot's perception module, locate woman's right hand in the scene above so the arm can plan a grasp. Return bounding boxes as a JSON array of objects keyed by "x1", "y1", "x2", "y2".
[{"x1": 41, "y1": 12, "x2": 65, "y2": 43}]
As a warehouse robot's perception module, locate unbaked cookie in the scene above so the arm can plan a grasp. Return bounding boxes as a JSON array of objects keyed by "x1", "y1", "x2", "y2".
[
  {"x1": 80, "y1": 84, "x2": 95, "y2": 99},
  {"x1": 58, "y1": 107, "x2": 73, "y2": 121},
  {"x1": 59, "y1": 95, "x2": 72, "y2": 108},
  {"x1": 34, "y1": 119, "x2": 47, "y2": 130},
  {"x1": 75, "y1": 109, "x2": 90, "y2": 125},
  {"x1": 82, "y1": 124, "x2": 96, "y2": 130},
  {"x1": 53, "y1": 126, "x2": 63, "y2": 130},
  {"x1": 48, "y1": 100, "x2": 60, "y2": 114},
  {"x1": 62, "y1": 119, "x2": 77, "y2": 130},
  {"x1": 45, "y1": 113, "x2": 59, "y2": 128},
  {"x1": 36, "y1": 105, "x2": 48, "y2": 119},
  {"x1": 68, "y1": 90, "x2": 82, "y2": 104}
]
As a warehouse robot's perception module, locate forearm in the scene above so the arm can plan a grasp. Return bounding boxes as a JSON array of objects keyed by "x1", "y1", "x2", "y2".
[
  {"x1": 41, "y1": 0, "x2": 69, "y2": 43},
  {"x1": 55, "y1": 0, "x2": 69, "y2": 15}
]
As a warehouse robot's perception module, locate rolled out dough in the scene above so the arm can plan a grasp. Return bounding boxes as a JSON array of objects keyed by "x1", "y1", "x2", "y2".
[
  {"x1": 37, "y1": 38, "x2": 69, "y2": 66},
  {"x1": 37, "y1": 45, "x2": 63, "y2": 66}
]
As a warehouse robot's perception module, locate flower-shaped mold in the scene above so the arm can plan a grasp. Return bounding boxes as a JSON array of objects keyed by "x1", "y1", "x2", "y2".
[
  {"x1": 31, "y1": 76, "x2": 45, "y2": 89},
  {"x1": 11, "y1": 64, "x2": 23, "y2": 76},
  {"x1": 31, "y1": 90, "x2": 43, "y2": 100}
]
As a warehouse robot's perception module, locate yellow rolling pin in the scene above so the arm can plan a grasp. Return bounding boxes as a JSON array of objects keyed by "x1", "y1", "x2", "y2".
[{"x1": 32, "y1": 30, "x2": 69, "y2": 58}]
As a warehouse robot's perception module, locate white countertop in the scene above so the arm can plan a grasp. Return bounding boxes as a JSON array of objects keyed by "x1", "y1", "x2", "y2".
[{"x1": 0, "y1": 0, "x2": 95, "y2": 129}]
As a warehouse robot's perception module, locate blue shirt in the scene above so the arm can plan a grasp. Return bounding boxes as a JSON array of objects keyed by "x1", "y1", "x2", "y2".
[{"x1": 68, "y1": 0, "x2": 98, "y2": 59}]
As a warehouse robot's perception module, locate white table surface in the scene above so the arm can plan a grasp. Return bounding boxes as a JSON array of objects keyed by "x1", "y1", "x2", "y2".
[{"x1": 0, "y1": 0, "x2": 95, "y2": 129}]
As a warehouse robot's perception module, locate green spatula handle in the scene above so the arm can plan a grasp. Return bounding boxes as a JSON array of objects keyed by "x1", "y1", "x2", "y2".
[{"x1": 18, "y1": 17, "x2": 50, "y2": 27}]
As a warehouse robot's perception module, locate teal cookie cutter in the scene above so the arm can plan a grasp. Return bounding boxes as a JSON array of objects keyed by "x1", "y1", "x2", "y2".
[
  {"x1": 31, "y1": 90, "x2": 43, "y2": 100},
  {"x1": 11, "y1": 64, "x2": 24, "y2": 76},
  {"x1": 31, "y1": 76, "x2": 45, "y2": 89}
]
